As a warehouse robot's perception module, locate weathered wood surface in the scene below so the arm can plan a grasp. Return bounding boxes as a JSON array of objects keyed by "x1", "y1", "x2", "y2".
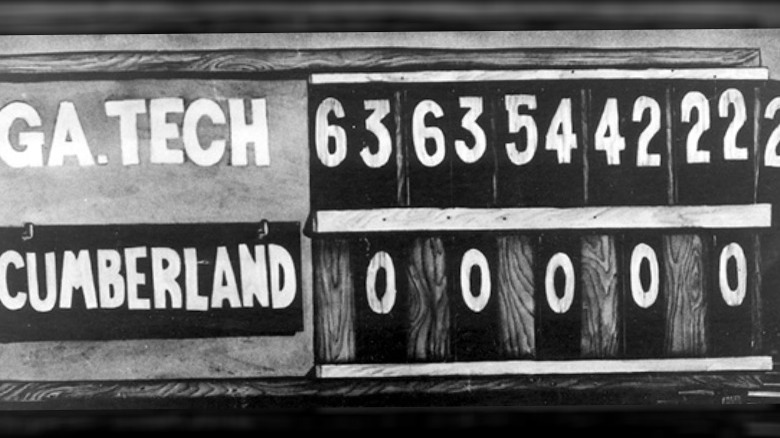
[
  {"x1": 663, "y1": 234, "x2": 708, "y2": 356},
  {"x1": 496, "y1": 236, "x2": 535, "y2": 358},
  {"x1": 751, "y1": 234, "x2": 764, "y2": 352},
  {"x1": 313, "y1": 239, "x2": 355, "y2": 363},
  {"x1": 313, "y1": 205, "x2": 772, "y2": 233},
  {"x1": 312, "y1": 67, "x2": 769, "y2": 84},
  {"x1": 317, "y1": 356, "x2": 772, "y2": 378},
  {"x1": 580, "y1": 235, "x2": 620, "y2": 358},
  {"x1": 0, "y1": 48, "x2": 759, "y2": 76},
  {"x1": 406, "y1": 237, "x2": 450, "y2": 361},
  {"x1": 0, "y1": 372, "x2": 766, "y2": 405}
]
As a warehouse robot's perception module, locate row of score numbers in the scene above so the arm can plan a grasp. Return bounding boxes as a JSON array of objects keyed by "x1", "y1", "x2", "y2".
[{"x1": 315, "y1": 86, "x2": 771, "y2": 169}]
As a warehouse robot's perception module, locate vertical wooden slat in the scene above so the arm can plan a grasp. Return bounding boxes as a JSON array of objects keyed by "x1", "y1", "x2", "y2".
[
  {"x1": 406, "y1": 236, "x2": 450, "y2": 361},
  {"x1": 663, "y1": 234, "x2": 708, "y2": 356},
  {"x1": 580, "y1": 234, "x2": 620, "y2": 358},
  {"x1": 752, "y1": 233, "x2": 764, "y2": 353},
  {"x1": 496, "y1": 235, "x2": 535, "y2": 358},
  {"x1": 313, "y1": 238, "x2": 356, "y2": 363},
  {"x1": 394, "y1": 90, "x2": 408, "y2": 207}
]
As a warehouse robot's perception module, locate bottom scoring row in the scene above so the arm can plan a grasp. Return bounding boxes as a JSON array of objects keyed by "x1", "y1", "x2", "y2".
[{"x1": 343, "y1": 232, "x2": 758, "y2": 363}]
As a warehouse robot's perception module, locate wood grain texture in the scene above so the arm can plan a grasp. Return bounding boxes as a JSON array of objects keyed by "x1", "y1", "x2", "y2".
[
  {"x1": 313, "y1": 205, "x2": 772, "y2": 233},
  {"x1": 751, "y1": 234, "x2": 763, "y2": 352},
  {"x1": 496, "y1": 236, "x2": 535, "y2": 358},
  {"x1": 0, "y1": 48, "x2": 759, "y2": 76},
  {"x1": 406, "y1": 237, "x2": 450, "y2": 361},
  {"x1": 580, "y1": 235, "x2": 619, "y2": 358},
  {"x1": 313, "y1": 239, "x2": 355, "y2": 363},
  {"x1": 312, "y1": 67, "x2": 769, "y2": 84},
  {"x1": 317, "y1": 356, "x2": 772, "y2": 378},
  {"x1": 0, "y1": 371, "x2": 767, "y2": 405},
  {"x1": 663, "y1": 234, "x2": 708, "y2": 356}
]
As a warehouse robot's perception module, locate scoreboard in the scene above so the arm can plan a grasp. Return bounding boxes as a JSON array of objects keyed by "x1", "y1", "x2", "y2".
[{"x1": 309, "y1": 68, "x2": 776, "y2": 377}]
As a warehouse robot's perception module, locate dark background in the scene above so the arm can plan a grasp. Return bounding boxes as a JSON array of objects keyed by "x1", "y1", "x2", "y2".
[{"x1": 4, "y1": 0, "x2": 780, "y2": 436}]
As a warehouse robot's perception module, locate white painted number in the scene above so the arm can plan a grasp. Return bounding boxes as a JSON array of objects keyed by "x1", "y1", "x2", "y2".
[
  {"x1": 764, "y1": 97, "x2": 780, "y2": 167},
  {"x1": 314, "y1": 97, "x2": 347, "y2": 167},
  {"x1": 545, "y1": 252, "x2": 575, "y2": 314},
  {"x1": 455, "y1": 97, "x2": 487, "y2": 163},
  {"x1": 719, "y1": 242, "x2": 747, "y2": 307},
  {"x1": 546, "y1": 98, "x2": 578, "y2": 164},
  {"x1": 365, "y1": 251, "x2": 397, "y2": 314},
  {"x1": 504, "y1": 94, "x2": 538, "y2": 165},
  {"x1": 460, "y1": 248, "x2": 491, "y2": 313},
  {"x1": 681, "y1": 91, "x2": 711, "y2": 164},
  {"x1": 412, "y1": 100, "x2": 446, "y2": 167},
  {"x1": 718, "y1": 88, "x2": 748, "y2": 160},
  {"x1": 632, "y1": 96, "x2": 662, "y2": 167},
  {"x1": 630, "y1": 243, "x2": 659, "y2": 309},
  {"x1": 361, "y1": 99, "x2": 393, "y2": 168},
  {"x1": 594, "y1": 98, "x2": 626, "y2": 165}
]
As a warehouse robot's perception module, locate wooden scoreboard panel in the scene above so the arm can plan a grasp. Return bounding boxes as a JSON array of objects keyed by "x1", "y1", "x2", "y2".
[{"x1": 310, "y1": 68, "x2": 773, "y2": 378}]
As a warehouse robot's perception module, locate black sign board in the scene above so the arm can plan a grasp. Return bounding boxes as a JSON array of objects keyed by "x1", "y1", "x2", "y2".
[{"x1": 0, "y1": 222, "x2": 302, "y2": 342}]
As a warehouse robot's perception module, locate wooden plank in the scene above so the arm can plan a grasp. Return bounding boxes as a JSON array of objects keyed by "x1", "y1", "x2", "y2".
[
  {"x1": 708, "y1": 232, "x2": 755, "y2": 357},
  {"x1": 309, "y1": 84, "x2": 400, "y2": 209},
  {"x1": 663, "y1": 234, "x2": 709, "y2": 357},
  {"x1": 312, "y1": 67, "x2": 769, "y2": 84},
  {"x1": 496, "y1": 235, "x2": 536, "y2": 358},
  {"x1": 352, "y1": 237, "x2": 408, "y2": 363},
  {"x1": 622, "y1": 233, "x2": 667, "y2": 358},
  {"x1": 580, "y1": 235, "x2": 620, "y2": 358},
  {"x1": 0, "y1": 48, "x2": 759, "y2": 76},
  {"x1": 672, "y1": 81, "x2": 758, "y2": 205},
  {"x1": 313, "y1": 204, "x2": 772, "y2": 233},
  {"x1": 536, "y1": 234, "x2": 582, "y2": 359},
  {"x1": 449, "y1": 234, "x2": 500, "y2": 361},
  {"x1": 0, "y1": 371, "x2": 767, "y2": 405},
  {"x1": 406, "y1": 237, "x2": 450, "y2": 361},
  {"x1": 316, "y1": 356, "x2": 773, "y2": 378},
  {"x1": 313, "y1": 239, "x2": 356, "y2": 363},
  {"x1": 586, "y1": 81, "x2": 671, "y2": 205}
]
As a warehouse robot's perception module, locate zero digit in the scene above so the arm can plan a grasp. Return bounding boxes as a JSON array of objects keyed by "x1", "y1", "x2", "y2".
[
  {"x1": 719, "y1": 242, "x2": 747, "y2": 307},
  {"x1": 630, "y1": 243, "x2": 659, "y2": 309},
  {"x1": 545, "y1": 252, "x2": 575, "y2": 314},
  {"x1": 365, "y1": 251, "x2": 397, "y2": 314},
  {"x1": 460, "y1": 248, "x2": 491, "y2": 313}
]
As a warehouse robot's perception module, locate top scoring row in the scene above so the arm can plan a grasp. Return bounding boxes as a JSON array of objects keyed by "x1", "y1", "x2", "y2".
[{"x1": 308, "y1": 69, "x2": 780, "y2": 208}]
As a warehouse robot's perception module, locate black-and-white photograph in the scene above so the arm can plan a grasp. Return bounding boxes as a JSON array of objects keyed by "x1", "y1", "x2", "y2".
[{"x1": 1, "y1": 1, "x2": 780, "y2": 436}]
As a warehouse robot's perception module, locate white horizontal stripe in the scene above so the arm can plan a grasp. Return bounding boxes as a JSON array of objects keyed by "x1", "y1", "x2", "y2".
[
  {"x1": 313, "y1": 204, "x2": 771, "y2": 233},
  {"x1": 311, "y1": 68, "x2": 769, "y2": 84},
  {"x1": 317, "y1": 356, "x2": 773, "y2": 378}
]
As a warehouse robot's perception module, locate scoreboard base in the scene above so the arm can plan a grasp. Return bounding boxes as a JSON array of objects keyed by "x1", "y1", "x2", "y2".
[{"x1": 315, "y1": 356, "x2": 772, "y2": 379}]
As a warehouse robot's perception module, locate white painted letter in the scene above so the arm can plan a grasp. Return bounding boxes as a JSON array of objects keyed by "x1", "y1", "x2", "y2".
[
  {"x1": 97, "y1": 249, "x2": 125, "y2": 309},
  {"x1": 239, "y1": 244, "x2": 269, "y2": 308},
  {"x1": 150, "y1": 98, "x2": 184, "y2": 164},
  {"x1": 184, "y1": 248, "x2": 208, "y2": 311},
  {"x1": 0, "y1": 102, "x2": 44, "y2": 168},
  {"x1": 124, "y1": 246, "x2": 150, "y2": 310},
  {"x1": 105, "y1": 99, "x2": 146, "y2": 165},
  {"x1": 269, "y1": 244, "x2": 296, "y2": 309},
  {"x1": 183, "y1": 98, "x2": 227, "y2": 166},
  {"x1": 211, "y1": 246, "x2": 241, "y2": 308},
  {"x1": 59, "y1": 250, "x2": 98, "y2": 309},
  {"x1": 229, "y1": 99, "x2": 269, "y2": 166},
  {"x1": 0, "y1": 251, "x2": 26, "y2": 310},
  {"x1": 151, "y1": 247, "x2": 182, "y2": 309}
]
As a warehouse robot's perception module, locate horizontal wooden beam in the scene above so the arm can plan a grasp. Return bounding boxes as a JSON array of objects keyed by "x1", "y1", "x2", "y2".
[
  {"x1": 316, "y1": 356, "x2": 773, "y2": 378},
  {"x1": 0, "y1": 47, "x2": 760, "y2": 76},
  {"x1": 311, "y1": 67, "x2": 769, "y2": 84},
  {"x1": 313, "y1": 205, "x2": 772, "y2": 234}
]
